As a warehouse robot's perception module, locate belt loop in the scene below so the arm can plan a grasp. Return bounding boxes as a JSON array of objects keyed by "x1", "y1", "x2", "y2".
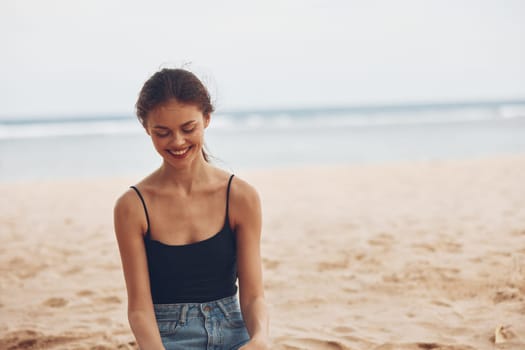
[
  {"x1": 217, "y1": 300, "x2": 229, "y2": 319},
  {"x1": 179, "y1": 304, "x2": 188, "y2": 325}
]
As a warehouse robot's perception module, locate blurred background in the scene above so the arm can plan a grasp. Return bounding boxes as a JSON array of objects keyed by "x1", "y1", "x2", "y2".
[{"x1": 1, "y1": 0, "x2": 524, "y2": 181}]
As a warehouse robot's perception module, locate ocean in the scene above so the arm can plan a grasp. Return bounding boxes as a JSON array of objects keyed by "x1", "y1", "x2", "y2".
[{"x1": 1, "y1": 100, "x2": 525, "y2": 182}]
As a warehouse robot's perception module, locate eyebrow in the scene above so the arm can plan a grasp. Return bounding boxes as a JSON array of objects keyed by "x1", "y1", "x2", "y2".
[{"x1": 153, "y1": 120, "x2": 197, "y2": 129}]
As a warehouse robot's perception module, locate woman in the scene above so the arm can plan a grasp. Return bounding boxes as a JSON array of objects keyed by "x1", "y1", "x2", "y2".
[{"x1": 113, "y1": 68, "x2": 270, "y2": 350}]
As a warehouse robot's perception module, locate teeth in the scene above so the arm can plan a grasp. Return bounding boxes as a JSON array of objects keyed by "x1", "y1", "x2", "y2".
[{"x1": 169, "y1": 147, "x2": 190, "y2": 156}]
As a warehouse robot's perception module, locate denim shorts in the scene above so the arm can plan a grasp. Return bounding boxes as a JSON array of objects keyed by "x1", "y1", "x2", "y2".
[{"x1": 153, "y1": 294, "x2": 250, "y2": 350}]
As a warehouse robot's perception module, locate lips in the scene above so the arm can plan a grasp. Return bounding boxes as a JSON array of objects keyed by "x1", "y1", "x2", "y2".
[{"x1": 167, "y1": 146, "x2": 192, "y2": 159}]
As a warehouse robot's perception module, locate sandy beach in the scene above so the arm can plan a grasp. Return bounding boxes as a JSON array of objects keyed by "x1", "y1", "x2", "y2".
[{"x1": 1, "y1": 155, "x2": 524, "y2": 350}]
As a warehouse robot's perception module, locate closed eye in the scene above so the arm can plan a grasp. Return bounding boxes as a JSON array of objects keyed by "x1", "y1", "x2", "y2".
[{"x1": 154, "y1": 131, "x2": 170, "y2": 137}]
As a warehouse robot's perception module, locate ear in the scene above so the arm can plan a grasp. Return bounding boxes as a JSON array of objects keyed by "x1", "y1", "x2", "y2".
[{"x1": 203, "y1": 114, "x2": 211, "y2": 129}]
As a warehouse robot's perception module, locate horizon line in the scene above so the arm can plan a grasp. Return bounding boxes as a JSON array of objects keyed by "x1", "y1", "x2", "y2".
[{"x1": 1, "y1": 97, "x2": 525, "y2": 122}]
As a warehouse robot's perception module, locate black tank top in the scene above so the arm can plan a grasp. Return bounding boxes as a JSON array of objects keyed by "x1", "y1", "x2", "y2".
[{"x1": 129, "y1": 175, "x2": 238, "y2": 304}]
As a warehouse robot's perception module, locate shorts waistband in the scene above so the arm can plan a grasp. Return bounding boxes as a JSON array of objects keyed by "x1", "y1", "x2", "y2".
[
  {"x1": 154, "y1": 294, "x2": 238, "y2": 310},
  {"x1": 153, "y1": 294, "x2": 240, "y2": 324}
]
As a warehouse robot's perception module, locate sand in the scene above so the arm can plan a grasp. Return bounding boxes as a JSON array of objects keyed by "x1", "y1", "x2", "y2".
[{"x1": 1, "y1": 155, "x2": 524, "y2": 350}]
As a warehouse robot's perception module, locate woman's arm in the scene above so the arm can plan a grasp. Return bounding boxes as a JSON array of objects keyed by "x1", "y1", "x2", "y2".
[
  {"x1": 114, "y1": 190, "x2": 165, "y2": 350},
  {"x1": 231, "y1": 178, "x2": 270, "y2": 349}
]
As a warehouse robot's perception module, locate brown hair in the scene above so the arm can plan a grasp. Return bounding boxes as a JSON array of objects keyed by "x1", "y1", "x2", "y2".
[{"x1": 135, "y1": 68, "x2": 214, "y2": 162}]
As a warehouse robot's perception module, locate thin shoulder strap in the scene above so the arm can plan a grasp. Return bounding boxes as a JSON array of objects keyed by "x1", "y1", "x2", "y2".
[
  {"x1": 129, "y1": 185, "x2": 151, "y2": 235},
  {"x1": 225, "y1": 174, "x2": 235, "y2": 224}
]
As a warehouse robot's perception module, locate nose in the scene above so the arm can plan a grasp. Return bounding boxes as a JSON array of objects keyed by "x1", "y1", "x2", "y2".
[{"x1": 169, "y1": 132, "x2": 187, "y2": 148}]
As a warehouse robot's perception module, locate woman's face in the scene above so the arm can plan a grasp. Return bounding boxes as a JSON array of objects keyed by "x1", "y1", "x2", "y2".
[{"x1": 146, "y1": 99, "x2": 210, "y2": 169}]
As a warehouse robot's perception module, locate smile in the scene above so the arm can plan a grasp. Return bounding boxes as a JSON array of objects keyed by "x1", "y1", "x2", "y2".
[{"x1": 167, "y1": 146, "x2": 192, "y2": 158}]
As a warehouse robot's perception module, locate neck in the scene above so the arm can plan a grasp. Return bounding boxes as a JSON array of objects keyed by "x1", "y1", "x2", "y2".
[{"x1": 156, "y1": 155, "x2": 211, "y2": 194}]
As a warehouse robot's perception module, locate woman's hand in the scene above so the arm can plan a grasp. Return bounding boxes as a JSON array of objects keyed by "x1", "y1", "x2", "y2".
[{"x1": 239, "y1": 336, "x2": 270, "y2": 349}]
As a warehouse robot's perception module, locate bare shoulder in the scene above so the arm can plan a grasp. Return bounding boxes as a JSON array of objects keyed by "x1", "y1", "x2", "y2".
[
  {"x1": 230, "y1": 175, "x2": 260, "y2": 205},
  {"x1": 114, "y1": 187, "x2": 140, "y2": 214},
  {"x1": 114, "y1": 168, "x2": 159, "y2": 208},
  {"x1": 113, "y1": 187, "x2": 148, "y2": 237},
  {"x1": 229, "y1": 175, "x2": 261, "y2": 230}
]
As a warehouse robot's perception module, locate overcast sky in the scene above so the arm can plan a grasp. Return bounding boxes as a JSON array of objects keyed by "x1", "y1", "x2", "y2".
[{"x1": 1, "y1": 0, "x2": 524, "y2": 117}]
